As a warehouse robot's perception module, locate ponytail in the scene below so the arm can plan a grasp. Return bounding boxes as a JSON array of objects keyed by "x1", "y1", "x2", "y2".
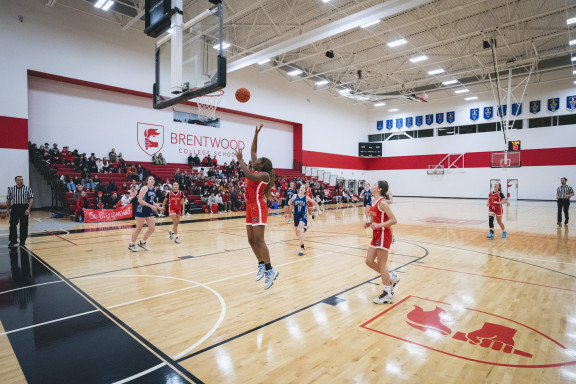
[{"x1": 261, "y1": 157, "x2": 275, "y2": 199}]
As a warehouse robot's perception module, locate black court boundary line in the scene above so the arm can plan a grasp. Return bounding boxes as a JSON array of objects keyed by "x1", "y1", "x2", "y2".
[
  {"x1": 27, "y1": 203, "x2": 361, "y2": 239},
  {"x1": 302, "y1": 239, "x2": 422, "y2": 259},
  {"x1": 175, "y1": 243, "x2": 429, "y2": 363},
  {"x1": 401, "y1": 238, "x2": 576, "y2": 279},
  {"x1": 20, "y1": 245, "x2": 205, "y2": 384}
]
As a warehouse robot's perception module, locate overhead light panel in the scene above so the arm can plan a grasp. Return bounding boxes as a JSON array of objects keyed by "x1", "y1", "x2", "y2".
[
  {"x1": 464, "y1": 96, "x2": 478, "y2": 101},
  {"x1": 442, "y1": 79, "x2": 458, "y2": 85},
  {"x1": 427, "y1": 69, "x2": 445, "y2": 75},
  {"x1": 213, "y1": 42, "x2": 231, "y2": 50},
  {"x1": 258, "y1": 59, "x2": 271, "y2": 65},
  {"x1": 357, "y1": 96, "x2": 369, "y2": 101},
  {"x1": 388, "y1": 108, "x2": 399, "y2": 112},
  {"x1": 315, "y1": 80, "x2": 329, "y2": 85},
  {"x1": 572, "y1": 56, "x2": 576, "y2": 62},
  {"x1": 322, "y1": 0, "x2": 331, "y2": 2},
  {"x1": 288, "y1": 69, "x2": 303, "y2": 76},
  {"x1": 94, "y1": 0, "x2": 107, "y2": 8},
  {"x1": 387, "y1": 39, "x2": 407, "y2": 47},
  {"x1": 409, "y1": 55, "x2": 428, "y2": 63},
  {"x1": 454, "y1": 89, "x2": 469, "y2": 94},
  {"x1": 374, "y1": 102, "x2": 386, "y2": 107},
  {"x1": 570, "y1": 40, "x2": 576, "y2": 46},
  {"x1": 102, "y1": 0, "x2": 114, "y2": 10},
  {"x1": 573, "y1": 70, "x2": 576, "y2": 74},
  {"x1": 339, "y1": 88, "x2": 351, "y2": 94},
  {"x1": 568, "y1": 17, "x2": 576, "y2": 25},
  {"x1": 360, "y1": 20, "x2": 381, "y2": 29}
]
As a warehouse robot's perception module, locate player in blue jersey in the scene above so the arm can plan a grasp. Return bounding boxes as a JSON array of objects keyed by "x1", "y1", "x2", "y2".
[
  {"x1": 129, "y1": 176, "x2": 163, "y2": 252},
  {"x1": 284, "y1": 181, "x2": 296, "y2": 223},
  {"x1": 289, "y1": 184, "x2": 321, "y2": 256},
  {"x1": 359, "y1": 182, "x2": 372, "y2": 223}
]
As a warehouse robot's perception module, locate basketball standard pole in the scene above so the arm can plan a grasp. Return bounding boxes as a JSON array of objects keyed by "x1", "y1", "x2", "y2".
[
  {"x1": 170, "y1": 0, "x2": 183, "y2": 94},
  {"x1": 504, "y1": 68, "x2": 512, "y2": 166}
]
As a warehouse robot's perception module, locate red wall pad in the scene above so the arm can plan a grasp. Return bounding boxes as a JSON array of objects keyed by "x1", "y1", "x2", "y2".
[{"x1": 0, "y1": 116, "x2": 28, "y2": 150}]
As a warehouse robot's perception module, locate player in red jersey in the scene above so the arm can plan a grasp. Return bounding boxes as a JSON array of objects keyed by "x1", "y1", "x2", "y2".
[
  {"x1": 233, "y1": 124, "x2": 279, "y2": 290},
  {"x1": 163, "y1": 181, "x2": 186, "y2": 244},
  {"x1": 363, "y1": 180, "x2": 399, "y2": 304},
  {"x1": 305, "y1": 181, "x2": 316, "y2": 220},
  {"x1": 487, "y1": 181, "x2": 509, "y2": 239}
]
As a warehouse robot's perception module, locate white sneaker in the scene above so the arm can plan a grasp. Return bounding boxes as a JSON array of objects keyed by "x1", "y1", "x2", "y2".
[
  {"x1": 128, "y1": 243, "x2": 137, "y2": 252},
  {"x1": 256, "y1": 264, "x2": 266, "y2": 281},
  {"x1": 264, "y1": 268, "x2": 279, "y2": 289},
  {"x1": 169, "y1": 231, "x2": 174, "y2": 240},
  {"x1": 138, "y1": 241, "x2": 149, "y2": 251},
  {"x1": 373, "y1": 286, "x2": 393, "y2": 304},
  {"x1": 389, "y1": 272, "x2": 400, "y2": 290},
  {"x1": 174, "y1": 236, "x2": 180, "y2": 244}
]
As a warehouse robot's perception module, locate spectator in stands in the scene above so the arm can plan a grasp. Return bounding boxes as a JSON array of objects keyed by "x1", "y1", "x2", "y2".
[
  {"x1": 51, "y1": 148, "x2": 61, "y2": 164},
  {"x1": 207, "y1": 192, "x2": 218, "y2": 213},
  {"x1": 95, "y1": 158, "x2": 103, "y2": 173},
  {"x1": 109, "y1": 148, "x2": 117, "y2": 162},
  {"x1": 187, "y1": 154, "x2": 194, "y2": 168},
  {"x1": 222, "y1": 191, "x2": 231, "y2": 212},
  {"x1": 106, "y1": 180, "x2": 118, "y2": 195},
  {"x1": 129, "y1": 185, "x2": 138, "y2": 198},
  {"x1": 95, "y1": 191, "x2": 105, "y2": 209},
  {"x1": 174, "y1": 168, "x2": 182, "y2": 184},
  {"x1": 42, "y1": 150, "x2": 51, "y2": 163},
  {"x1": 101, "y1": 157, "x2": 111, "y2": 173},
  {"x1": 342, "y1": 188, "x2": 351, "y2": 203},
  {"x1": 81, "y1": 167, "x2": 95, "y2": 190},
  {"x1": 202, "y1": 156, "x2": 210, "y2": 166},
  {"x1": 87, "y1": 154, "x2": 97, "y2": 174},
  {"x1": 127, "y1": 164, "x2": 138, "y2": 181},
  {"x1": 157, "y1": 153, "x2": 166, "y2": 165},
  {"x1": 75, "y1": 190, "x2": 90, "y2": 222},
  {"x1": 64, "y1": 175, "x2": 75, "y2": 192},
  {"x1": 199, "y1": 167, "x2": 207, "y2": 178},
  {"x1": 121, "y1": 191, "x2": 132, "y2": 206},
  {"x1": 182, "y1": 170, "x2": 191, "y2": 190},
  {"x1": 107, "y1": 192, "x2": 121, "y2": 209},
  {"x1": 74, "y1": 184, "x2": 85, "y2": 202},
  {"x1": 153, "y1": 154, "x2": 161, "y2": 165},
  {"x1": 162, "y1": 179, "x2": 171, "y2": 190},
  {"x1": 215, "y1": 192, "x2": 225, "y2": 212},
  {"x1": 74, "y1": 154, "x2": 87, "y2": 173},
  {"x1": 135, "y1": 164, "x2": 144, "y2": 181},
  {"x1": 193, "y1": 154, "x2": 201, "y2": 166},
  {"x1": 117, "y1": 153, "x2": 126, "y2": 173},
  {"x1": 60, "y1": 146, "x2": 69, "y2": 163}
]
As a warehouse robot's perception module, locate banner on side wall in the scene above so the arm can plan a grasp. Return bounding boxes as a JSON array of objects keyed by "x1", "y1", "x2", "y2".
[
  {"x1": 426, "y1": 114, "x2": 433, "y2": 125},
  {"x1": 415, "y1": 116, "x2": 423, "y2": 126},
  {"x1": 386, "y1": 119, "x2": 393, "y2": 130},
  {"x1": 548, "y1": 98, "x2": 559, "y2": 112},
  {"x1": 84, "y1": 205, "x2": 133, "y2": 223},
  {"x1": 470, "y1": 108, "x2": 479, "y2": 121},
  {"x1": 396, "y1": 118, "x2": 403, "y2": 129},
  {"x1": 567, "y1": 96, "x2": 576, "y2": 112},
  {"x1": 529, "y1": 101, "x2": 540, "y2": 114},
  {"x1": 497, "y1": 105, "x2": 507, "y2": 117},
  {"x1": 484, "y1": 106, "x2": 493, "y2": 119},
  {"x1": 446, "y1": 111, "x2": 455, "y2": 124},
  {"x1": 377, "y1": 120, "x2": 384, "y2": 131},
  {"x1": 406, "y1": 117, "x2": 413, "y2": 128},
  {"x1": 436, "y1": 113, "x2": 444, "y2": 124},
  {"x1": 511, "y1": 103, "x2": 522, "y2": 116}
]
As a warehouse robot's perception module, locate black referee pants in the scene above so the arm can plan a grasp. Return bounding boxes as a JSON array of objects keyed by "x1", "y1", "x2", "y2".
[
  {"x1": 557, "y1": 199, "x2": 570, "y2": 224},
  {"x1": 9, "y1": 204, "x2": 29, "y2": 244}
]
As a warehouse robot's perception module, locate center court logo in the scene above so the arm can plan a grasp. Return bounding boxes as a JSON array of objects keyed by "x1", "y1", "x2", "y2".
[
  {"x1": 137, "y1": 122, "x2": 164, "y2": 156},
  {"x1": 361, "y1": 296, "x2": 576, "y2": 368}
]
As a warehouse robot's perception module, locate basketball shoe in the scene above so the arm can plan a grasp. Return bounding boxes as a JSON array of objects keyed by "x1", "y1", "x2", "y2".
[
  {"x1": 264, "y1": 268, "x2": 279, "y2": 289},
  {"x1": 138, "y1": 240, "x2": 149, "y2": 251},
  {"x1": 298, "y1": 248, "x2": 306, "y2": 256},
  {"x1": 128, "y1": 243, "x2": 138, "y2": 252},
  {"x1": 174, "y1": 235, "x2": 180, "y2": 244},
  {"x1": 169, "y1": 231, "x2": 174, "y2": 240},
  {"x1": 502, "y1": 231, "x2": 507, "y2": 239},
  {"x1": 486, "y1": 233, "x2": 494, "y2": 239},
  {"x1": 373, "y1": 286, "x2": 393, "y2": 304},
  {"x1": 256, "y1": 264, "x2": 265, "y2": 281},
  {"x1": 389, "y1": 272, "x2": 400, "y2": 289}
]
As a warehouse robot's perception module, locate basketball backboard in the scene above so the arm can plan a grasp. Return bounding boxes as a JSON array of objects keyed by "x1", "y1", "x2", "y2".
[
  {"x1": 153, "y1": 2, "x2": 226, "y2": 109},
  {"x1": 491, "y1": 151, "x2": 521, "y2": 168}
]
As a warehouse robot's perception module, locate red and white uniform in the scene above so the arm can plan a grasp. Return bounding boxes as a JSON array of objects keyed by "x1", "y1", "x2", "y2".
[
  {"x1": 488, "y1": 191, "x2": 505, "y2": 216},
  {"x1": 369, "y1": 197, "x2": 392, "y2": 250},
  {"x1": 245, "y1": 172, "x2": 269, "y2": 226},
  {"x1": 307, "y1": 189, "x2": 314, "y2": 214},
  {"x1": 168, "y1": 190, "x2": 183, "y2": 215}
]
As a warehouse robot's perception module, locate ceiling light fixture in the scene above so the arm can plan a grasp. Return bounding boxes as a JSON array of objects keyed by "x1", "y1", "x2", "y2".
[
  {"x1": 570, "y1": 40, "x2": 576, "y2": 46},
  {"x1": 339, "y1": 88, "x2": 351, "y2": 94},
  {"x1": 454, "y1": 89, "x2": 469, "y2": 94},
  {"x1": 572, "y1": 56, "x2": 576, "y2": 61},
  {"x1": 388, "y1": 108, "x2": 399, "y2": 112},
  {"x1": 465, "y1": 96, "x2": 478, "y2": 101},
  {"x1": 360, "y1": 20, "x2": 381, "y2": 28},
  {"x1": 374, "y1": 102, "x2": 386, "y2": 107},
  {"x1": 387, "y1": 38, "x2": 407, "y2": 47},
  {"x1": 213, "y1": 42, "x2": 231, "y2": 50},
  {"x1": 102, "y1": 1, "x2": 114, "y2": 11},
  {"x1": 94, "y1": 0, "x2": 107, "y2": 8},
  {"x1": 568, "y1": 17, "x2": 576, "y2": 25},
  {"x1": 442, "y1": 79, "x2": 458, "y2": 85},
  {"x1": 315, "y1": 80, "x2": 329, "y2": 85},
  {"x1": 427, "y1": 69, "x2": 445, "y2": 75},
  {"x1": 257, "y1": 59, "x2": 271, "y2": 65},
  {"x1": 409, "y1": 55, "x2": 428, "y2": 63},
  {"x1": 288, "y1": 69, "x2": 303, "y2": 76}
]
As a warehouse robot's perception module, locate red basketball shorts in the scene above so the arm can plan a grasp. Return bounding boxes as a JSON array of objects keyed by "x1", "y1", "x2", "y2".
[{"x1": 369, "y1": 229, "x2": 392, "y2": 250}]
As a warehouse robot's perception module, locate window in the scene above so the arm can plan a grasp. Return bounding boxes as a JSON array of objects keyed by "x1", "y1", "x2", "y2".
[
  {"x1": 478, "y1": 123, "x2": 498, "y2": 133},
  {"x1": 437, "y1": 127, "x2": 456, "y2": 136},
  {"x1": 368, "y1": 134, "x2": 383, "y2": 142},
  {"x1": 405, "y1": 131, "x2": 416, "y2": 138},
  {"x1": 417, "y1": 129, "x2": 434, "y2": 138},
  {"x1": 559, "y1": 114, "x2": 576, "y2": 126},
  {"x1": 510, "y1": 120, "x2": 523, "y2": 129},
  {"x1": 458, "y1": 125, "x2": 476, "y2": 134}
]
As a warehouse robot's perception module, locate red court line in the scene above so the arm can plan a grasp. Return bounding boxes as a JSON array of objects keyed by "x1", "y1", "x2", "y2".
[{"x1": 43, "y1": 230, "x2": 77, "y2": 245}]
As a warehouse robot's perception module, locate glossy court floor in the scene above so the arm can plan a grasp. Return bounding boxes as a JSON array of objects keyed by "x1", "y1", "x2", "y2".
[{"x1": 0, "y1": 197, "x2": 575, "y2": 384}]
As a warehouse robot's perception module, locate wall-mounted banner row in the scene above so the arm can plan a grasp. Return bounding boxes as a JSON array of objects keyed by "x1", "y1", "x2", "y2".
[{"x1": 378, "y1": 111, "x2": 455, "y2": 131}]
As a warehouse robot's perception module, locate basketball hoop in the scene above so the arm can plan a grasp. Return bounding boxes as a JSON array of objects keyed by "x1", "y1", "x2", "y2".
[{"x1": 194, "y1": 89, "x2": 224, "y2": 121}]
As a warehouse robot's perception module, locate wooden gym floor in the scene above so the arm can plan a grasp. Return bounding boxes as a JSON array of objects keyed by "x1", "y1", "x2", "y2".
[{"x1": 0, "y1": 197, "x2": 575, "y2": 384}]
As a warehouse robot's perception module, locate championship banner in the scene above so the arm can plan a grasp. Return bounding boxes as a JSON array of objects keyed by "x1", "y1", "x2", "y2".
[
  {"x1": 511, "y1": 103, "x2": 522, "y2": 116},
  {"x1": 436, "y1": 113, "x2": 444, "y2": 124},
  {"x1": 377, "y1": 120, "x2": 384, "y2": 131},
  {"x1": 529, "y1": 100, "x2": 540, "y2": 114},
  {"x1": 396, "y1": 118, "x2": 403, "y2": 129},
  {"x1": 484, "y1": 106, "x2": 493, "y2": 119},
  {"x1": 470, "y1": 108, "x2": 479, "y2": 121},
  {"x1": 497, "y1": 105, "x2": 507, "y2": 117},
  {"x1": 426, "y1": 114, "x2": 433, "y2": 126},
  {"x1": 548, "y1": 98, "x2": 559, "y2": 112},
  {"x1": 415, "y1": 116, "x2": 423, "y2": 127},
  {"x1": 406, "y1": 117, "x2": 413, "y2": 128},
  {"x1": 567, "y1": 95, "x2": 576, "y2": 111},
  {"x1": 84, "y1": 205, "x2": 133, "y2": 223},
  {"x1": 447, "y1": 111, "x2": 455, "y2": 124},
  {"x1": 386, "y1": 119, "x2": 393, "y2": 130}
]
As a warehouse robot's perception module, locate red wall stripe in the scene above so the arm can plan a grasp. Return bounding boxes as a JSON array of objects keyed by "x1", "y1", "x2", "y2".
[{"x1": 0, "y1": 116, "x2": 28, "y2": 150}]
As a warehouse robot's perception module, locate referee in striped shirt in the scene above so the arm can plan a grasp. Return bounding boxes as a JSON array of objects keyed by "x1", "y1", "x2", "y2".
[
  {"x1": 557, "y1": 177, "x2": 574, "y2": 226},
  {"x1": 7, "y1": 176, "x2": 34, "y2": 247}
]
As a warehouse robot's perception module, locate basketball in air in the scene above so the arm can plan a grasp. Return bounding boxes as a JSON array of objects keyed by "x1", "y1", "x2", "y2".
[{"x1": 235, "y1": 88, "x2": 251, "y2": 103}]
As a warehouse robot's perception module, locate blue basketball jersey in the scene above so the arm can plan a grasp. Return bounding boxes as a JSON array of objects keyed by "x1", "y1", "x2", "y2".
[
  {"x1": 293, "y1": 194, "x2": 308, "y2": 216},
  {"x1": 136, "y1": 187, "x2": 156, "y2": 217},
  {"x1": 363, "y1": 189, "x2": 372, "y2": 204},
  {"x1": 286, "y1": 188, "x2": 296, "y2": 200}
]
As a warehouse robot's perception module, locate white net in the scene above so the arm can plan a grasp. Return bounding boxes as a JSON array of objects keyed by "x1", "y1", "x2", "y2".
[{"x1": 194, "y1": 90, "x2": 224, "y2": 120}]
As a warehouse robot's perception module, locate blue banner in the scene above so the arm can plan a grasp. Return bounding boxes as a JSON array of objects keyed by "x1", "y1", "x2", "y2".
[
  {"x1": 446, "y1": 111, "x2": 455, "y2": 124},
  {"x1": 396, "y1": 118, "x2": 403, "y2": 129},
  {"x1": 497, "y1": 105, "x2": 507, "y2": 117},
  {"x1": 548, "y1": 98, "x2": 559, "y2": 112},
  {"x1": 406, "y1": 117, "x2": 413, "y2": 128},
  {"x1": 470, "y1": 108, "x2": 479, "y2": 121},
  {"x1": 426, "y1": 114, "x2": 433, "y2": 125},
  {"x1": 567, "y1": 95, "x2": 576, "y2": 111},
  {"x1": 484, "y1": 106, "x2": 493, "y2": 119},
  {"x1": 376, "y1": 120, "x2": 384, "y2": 131},
  {"x1": 511, "y1": 103, "x2": 522, "y2": 116},
  {"x1": 529, "y1": 100, "x2": 540, "y2": 114},
  {"x1": 386, "y1": 119, "x2": 393, "y2": 130},
  {"x1": 415, "y1": 116, "x2": 423, "y2": 127},
  {"x1": 436, "y1": 113, "x2": 444, "y2": 124}
]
